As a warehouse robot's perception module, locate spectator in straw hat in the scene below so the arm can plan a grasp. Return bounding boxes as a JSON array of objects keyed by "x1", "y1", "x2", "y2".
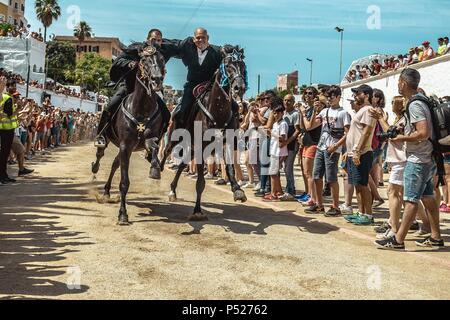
[{"x1": 421, "y1": 41, "x2": 435, "y2": 61}]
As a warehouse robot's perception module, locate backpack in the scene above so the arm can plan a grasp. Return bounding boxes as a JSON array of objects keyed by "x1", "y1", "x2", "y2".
[{"x1": 406, "y1": 95, "x2": 450, "y2": 185}]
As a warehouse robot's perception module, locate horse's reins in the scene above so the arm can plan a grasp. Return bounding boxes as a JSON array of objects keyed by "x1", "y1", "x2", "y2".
[
  {"x1": 197, "y1": 56, "x2": 245, "y2": 128},
  {"x1": 121, "y1": 51, "x2": 162, "y2": 135}
]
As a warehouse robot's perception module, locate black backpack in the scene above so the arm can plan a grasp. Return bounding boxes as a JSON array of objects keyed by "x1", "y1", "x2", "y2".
[{"x1": 406, "y1": 95, "x2": 450, "y2": 185}]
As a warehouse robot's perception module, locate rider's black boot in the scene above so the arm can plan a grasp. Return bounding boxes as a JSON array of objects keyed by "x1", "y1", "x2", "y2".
[{"x1": 95, "y1": 111, "x2": 110, "y2": 148}]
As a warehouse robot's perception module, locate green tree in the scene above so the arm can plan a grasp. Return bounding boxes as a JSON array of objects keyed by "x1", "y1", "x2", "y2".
[
  {"x1": 73, "y1": 21, "x2": 92, "y2": 59},
  {"x1": 46, "y1": 41, "x2": 76, "y2": 84},
  {"x1": 35, "y1": 0, "x2": 61, "y2": 43},
  {"x1": 66, "y1": 53, "x2": 111, "y2": 93}
]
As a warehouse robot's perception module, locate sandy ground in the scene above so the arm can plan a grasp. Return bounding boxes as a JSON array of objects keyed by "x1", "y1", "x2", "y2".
[{"x1": 1, "y1": 142, "x2": 449, "y2": 300}]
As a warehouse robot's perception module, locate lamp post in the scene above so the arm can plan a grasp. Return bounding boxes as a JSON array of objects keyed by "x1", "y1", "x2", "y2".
[
  {"x1": 335, "y1": 26, "x2": 344, "y2": 84},
  {"x1": 306, "y1": 58, "x2": 313, "y2": 86}
]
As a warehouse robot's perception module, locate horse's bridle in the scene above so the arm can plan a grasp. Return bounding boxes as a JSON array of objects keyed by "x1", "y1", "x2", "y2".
[
  {"x1": 217, "y1": 55, "x2": 247, "y2": 101},
  {"x1": 136, "y1": 46, "x2": 163, "y2": 97}
]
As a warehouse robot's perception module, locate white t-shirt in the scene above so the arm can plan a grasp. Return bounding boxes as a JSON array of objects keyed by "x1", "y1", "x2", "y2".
[
  {"x1": 316, "y1": 107, "x2": 351, "y2": 153},
  {"x1": 270, "y1": 120, "x2": 288, "y2": 157},
  {"x1": 346, "y1": 105, "x2": 377, "y2": 156}
]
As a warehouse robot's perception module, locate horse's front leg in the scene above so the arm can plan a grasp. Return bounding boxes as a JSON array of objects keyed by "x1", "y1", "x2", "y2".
[
  {"x1": 189, "y1": 164, "x2": 208, "y2": 221},
  {"x1": 168, "y1": 163, "x2": 187, "y2": 202},
  {"x1": 145, "y1": 137, "x2": 161, "y2": 180},
  {"x1": 118, "y1": 143, "x2": 132, "y2": 225},
  {"x1": 225, "y1": 163, "x2": 247, "y2": 203}
]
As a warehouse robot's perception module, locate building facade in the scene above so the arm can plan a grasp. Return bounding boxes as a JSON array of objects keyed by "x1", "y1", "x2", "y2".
[
  {"x1": 54, "y1": 35, "x2": 125, "y2": 61},
  {"x1": 0, "y1": 0, "x2": 27, "y2": 27},
  {"x1": 277, "y1": 70, "x2": 299, "y2": 94}
]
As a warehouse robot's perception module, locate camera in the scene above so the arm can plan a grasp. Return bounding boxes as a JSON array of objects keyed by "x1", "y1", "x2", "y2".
[{"x1": 377, "y1": 126, "x2": 401, "y2": 141}]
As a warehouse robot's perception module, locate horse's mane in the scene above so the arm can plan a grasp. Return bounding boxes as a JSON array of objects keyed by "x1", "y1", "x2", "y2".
[{"x1": 221, "y1": 44, "x2": 245, "y2": 58}]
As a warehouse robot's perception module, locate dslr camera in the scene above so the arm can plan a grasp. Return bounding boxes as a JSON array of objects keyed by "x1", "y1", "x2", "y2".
[{"x1": 377, "y1": 126, "x2": 402, "y2": 141}]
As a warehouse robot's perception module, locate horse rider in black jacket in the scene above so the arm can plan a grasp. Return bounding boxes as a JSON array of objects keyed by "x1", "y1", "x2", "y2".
[
  {"x1": 160, "y1": 27, "x2": 239, "y2": 129},
  {"x1": 95, "y1": 29, "x2": 171, "y2": 148}
]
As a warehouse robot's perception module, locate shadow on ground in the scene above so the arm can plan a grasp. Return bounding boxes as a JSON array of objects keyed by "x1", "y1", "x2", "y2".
[{"x1": 0, "y1": 175, "x2": 94, "y2": 299}]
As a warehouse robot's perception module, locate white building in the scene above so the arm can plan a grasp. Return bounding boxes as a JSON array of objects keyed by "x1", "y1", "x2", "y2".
[{"x1": 0, "y1": 36, "x2": 46, "y2": 83}]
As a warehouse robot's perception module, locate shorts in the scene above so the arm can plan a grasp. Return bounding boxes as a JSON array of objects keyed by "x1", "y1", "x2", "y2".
[
  {"x1": 302, "y1": 145, "x2": 318, "y2": 159},
  {"x1": 444, "y1": 154, "x2": 450, "y2": 165},
  {"x1": 347, "y1": 151, "x2": 374, "y2": 186},
  {"x1": 388, "y1": 162, "x2": 406, "y2": 186},
  {"x1": 269, "y1": 155, "x2": 286, "y2": 176},
  {"x1": 403, "y1": 161, "x2": 436, "y2": 203},
  {"x1": 372, "y1": 148, "x2": 384, "y2": 168},
  {"x1": 313, "y1": 149, "x2": 340, "y2": 183},
  {"x1": 37, "y1": 131, "x2": 44, "y2": 142},
  {"x1": 11, "y1": 135, "x2": 25, "y2": 155}
]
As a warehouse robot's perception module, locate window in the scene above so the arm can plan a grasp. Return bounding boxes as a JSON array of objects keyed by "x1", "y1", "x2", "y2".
[
  {"x1": 15, "y1": 2, "x2": 18, "y2": 9},
  {"x1": 0, "y1": 15, "x2": 4, "y2": 23},
  {"x1": 39, "y1": 67, "x2": 43, "y2": 73},
  {"x1": 88, "y1": 45, "x2": 92, "y2": 52},
  {"x1": 14, "y1": 19, "x2": 17, "y2": 25},
  {"x1": 33, "y1": 65, "x2": 36, "y2": 72},
  {"x1": 9, "y1": 0, "x2": 12, "y2": 5},
  {"x1": 21, "y1": 4, "x2": 24, "y2": 12}
]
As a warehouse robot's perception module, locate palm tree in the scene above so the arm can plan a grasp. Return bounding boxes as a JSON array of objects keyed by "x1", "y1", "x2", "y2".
[
  {"x1": 74, "y1": 21, "x2": 92, "y2": 59},
  {"x1": 35, "y1": 0, "x2": 61, "y2": 43}
]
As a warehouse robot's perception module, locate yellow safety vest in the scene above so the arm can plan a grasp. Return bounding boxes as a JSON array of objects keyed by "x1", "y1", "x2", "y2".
[{"x1": 0, "y1": 93, "x2": 18, "y2": 131}]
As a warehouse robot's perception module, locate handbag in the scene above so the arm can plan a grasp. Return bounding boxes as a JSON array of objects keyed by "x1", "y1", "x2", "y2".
[{"x1": 326, "y1": 108, "x2": 345, "y2": 139}]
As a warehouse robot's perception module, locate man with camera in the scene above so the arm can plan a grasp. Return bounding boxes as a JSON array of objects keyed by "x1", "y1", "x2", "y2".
[
  {"x1": 304, "y1": 85, "x2": 351, "y2": 216},
  {"x1": 375, "y1": 68, "x2": 444, "y2": 250}
]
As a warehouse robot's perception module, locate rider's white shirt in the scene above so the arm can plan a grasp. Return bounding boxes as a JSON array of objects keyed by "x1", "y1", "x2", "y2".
[{"x1": 197, "y1": 48, "x2": 208, "y2": 65}]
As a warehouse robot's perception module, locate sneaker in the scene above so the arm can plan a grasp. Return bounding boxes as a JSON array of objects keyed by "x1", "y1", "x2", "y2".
[
  {"x1": 254, "y1": 191, "x2": 266, "y2": 197},
  {"x1": 373, "y1": 199, "x2": 385, "y2": 208},
  {"x1": 374, "y1": 236, "x2": 405, "y2": 250},
  {"x1": 415, "y1": 236, "x2": 445, "y2": 249},
  {"x1": 204, "y1": 173, "x2": 214, "y2": 180},
  {"x1": 18, "y1": 168, "x2": 34, "y2": 176},
  {"x1": 242, "y1": 182, "x2": 255, "y2": 189},
  {"x1": 409, "y1": 221, "x2": 420, "y2": 231},
  {"x1": 295, "y1": 192, "x2": 310, "y2": 202},
  {"x1": 344, "y1": 212, "x2": 360, "y2": 222},
  {"x1": 253, "y1": 183, "x2": 261, "y2": 192},
  {"x1": 376, "y1": 229, "x2": 396, "y2": 240},
  {"x1": 301, "y1": 199, "x2": 315, "y2": 207},
  {"x1": 279, "y1": 193, "x2": 296, "y2": 202},
  {"x1": 374, "y1": 221, "x2": 392, "y2": 234},
  {"x1": 304, "y1": 204, "x2": 325, "y2": 214},
  {"x1": 440, "y1": 205, "x2": 450, "y2": 213},
  {"x1": 352, "y1": 214, "x2": 375, "y2": 226},
  {"x1": 215, "y1": 178, "x2": 227, "y2": 185},
  {"x1": 339, "y1": 204, "x2": 353, "y2": 215},
  {"x1": 324, "y1": 207, "x2": 342, "y2": 217},
  {"x1": 413, "y1": 229, "x2": 431, "y2": 238}
]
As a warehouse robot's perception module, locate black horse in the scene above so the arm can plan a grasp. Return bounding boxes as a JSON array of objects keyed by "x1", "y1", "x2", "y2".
[
  {"x1": 91, "y1": 45, "x2": 166, "y2": 225},
  {"x1": 161, "y1": 45, "x2": 248, "y2": 221}
]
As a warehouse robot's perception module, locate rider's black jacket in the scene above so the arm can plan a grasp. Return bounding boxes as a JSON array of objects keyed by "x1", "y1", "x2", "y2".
[
  {"x1": 161, "y1": 37, "x2": 222, "y2": 85},
  {"x1": 109, "y1": 42, "x2": 145, "y2": 92}
]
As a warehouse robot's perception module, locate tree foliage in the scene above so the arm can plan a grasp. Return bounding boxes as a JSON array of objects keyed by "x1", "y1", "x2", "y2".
[
  {"x1": 35, "y1": 0, "x2": 61, "y2": 42},
  {"x1": 65, "y1": 53, "x2": 111, "y2": 93},
  {"x1": 46, "y1": 41, "x2": 76, "y2": 84}
]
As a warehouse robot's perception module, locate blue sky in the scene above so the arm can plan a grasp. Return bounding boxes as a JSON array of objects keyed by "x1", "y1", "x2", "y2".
[{"x1": 25, "y1": 0, "x2": 450, "y2": 97}]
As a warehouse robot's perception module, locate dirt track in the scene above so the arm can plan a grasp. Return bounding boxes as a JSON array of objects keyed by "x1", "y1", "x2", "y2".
[{"x1": 1, "y1": 142, "x2": 449, "y2": 300}]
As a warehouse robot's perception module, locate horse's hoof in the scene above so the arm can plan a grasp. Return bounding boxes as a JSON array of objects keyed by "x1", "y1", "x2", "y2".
[
  {"x1": 168, "y1": 192, "x2": 177, "y2": 202},
  {"x1": 149, "y1": 167, "x2": 161, "y2": 180},
  {"x1": 188, "y1": 213, "x2": 208, "y2": 222},
  {"x1": 95, "y1": 193, "x2": 105, "y2": 204},
  {"x1": 117, "y1": 215, "x2": 130, "y2": 226},
  {"x1": 91, "y1": 162, "x2": 100, "y2": 174},
  {"x1": 234, "y1": 190, "x2": 247, "y2": 203}
]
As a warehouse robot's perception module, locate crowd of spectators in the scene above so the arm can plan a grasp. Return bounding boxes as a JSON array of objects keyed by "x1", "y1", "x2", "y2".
[
  {"x1": 1, "y1": 75, "x2": 100, "y2": 183},
  {"x1": 0, "y1": 23, "x2": 43, "y2": 41},
  {"x1": 165, "y1": 68, "x2": 448, "y2": 251},
  {"x1": 345, "y1": 36, "x2": 450, "y2": 83},
  {"x1": 0, "y1": 68, "x2": 97, "y2": 101}
]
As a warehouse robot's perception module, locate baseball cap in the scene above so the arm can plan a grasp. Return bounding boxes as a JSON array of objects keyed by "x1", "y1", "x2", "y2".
[
  {"x1": 351, "y1": 84, "x2": 373, "y2": 96},
  {"x1": 422, "y1": 41, "x2": 430, "y2": 46}
]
